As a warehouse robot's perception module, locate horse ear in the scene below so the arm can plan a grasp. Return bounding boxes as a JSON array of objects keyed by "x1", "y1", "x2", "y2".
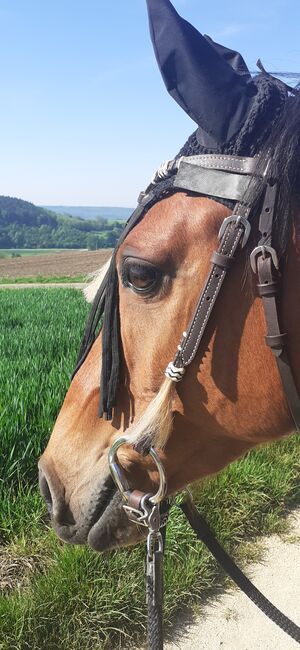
[
  {"x1": 203, "y1": 35, "x2": 251, "y2": 79},
  {"x1": 146, "y1": 0, "x2": 257, "y2": 147}
]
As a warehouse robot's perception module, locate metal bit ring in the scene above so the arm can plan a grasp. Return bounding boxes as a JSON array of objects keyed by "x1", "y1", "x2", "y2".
[{"x1": 108, "y1": 437, "x2": 167, "y2": 505}]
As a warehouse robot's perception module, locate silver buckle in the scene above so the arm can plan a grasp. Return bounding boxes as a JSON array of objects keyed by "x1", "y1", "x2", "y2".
[
  {"x1": 250, "y1": 245, "x2": 279, "y2": 273},
  {"x1": 218, "y1": 215, "x2": 251, "y2": 248}
]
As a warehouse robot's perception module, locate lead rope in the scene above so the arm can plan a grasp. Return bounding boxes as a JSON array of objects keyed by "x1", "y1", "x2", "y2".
[
  {"x1": 147, "y1": 494, "x2": 300, "y2": 648},
  {"x1": 180, "y1": 494, "x2": 300, "y2": 645},
  {"x1": 146, "y1": 504, "x2": 166, "y2": 650},
  {"x1": 123, "y1": 492, "x2": 170, "y2": 650},
  {"x1": 123, "y1": 491, "x2": 300, "y2": 649},
  {"x1": 109, "y1": 444, "x2": 300, "y2": 648}
]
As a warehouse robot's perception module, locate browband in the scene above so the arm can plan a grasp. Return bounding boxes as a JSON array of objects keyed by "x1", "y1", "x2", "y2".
[{"x1": 143, "y1": 154, "x2": 264, "y2": 204}]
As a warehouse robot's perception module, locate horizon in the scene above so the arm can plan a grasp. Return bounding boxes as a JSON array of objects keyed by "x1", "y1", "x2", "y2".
[
  {"x1": 42, "y1": 203, "x2": 134, "y2": 209},
  {"x1": 1, "y1": 0, "x2": 300, "y2": 205}
]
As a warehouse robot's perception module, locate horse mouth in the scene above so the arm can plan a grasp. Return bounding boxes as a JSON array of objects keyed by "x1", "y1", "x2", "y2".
[
  {"x1": 88, "y1": 474, "x2": 117, "y2": 530},
  {"x1": 87, "y1": 476, "x2": 146, "y2": 552},
  {"x1": 51, "y1": 473, "x2": 145, "y2": 552}
]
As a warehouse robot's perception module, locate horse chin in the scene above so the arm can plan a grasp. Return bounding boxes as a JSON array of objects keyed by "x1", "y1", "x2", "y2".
[{"x1": 87, "y1": 491, "x2": 147, "y2": 552}]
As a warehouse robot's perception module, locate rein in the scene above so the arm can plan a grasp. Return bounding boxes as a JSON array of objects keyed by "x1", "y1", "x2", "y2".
[
  {"x1": 109, "y1": 440, "x2": 300, "y2": 649},
  {"x1": 103, "y1": 152, "x2": 300, "y2": 647}
]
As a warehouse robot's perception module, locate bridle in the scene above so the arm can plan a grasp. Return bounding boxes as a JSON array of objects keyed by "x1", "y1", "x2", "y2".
[
  {"x1": 104, "y1": 152, "x2": 300, "y2": 648},
  {"x1": 149, "y1": 152, "x2": 300, "y2": 431}
]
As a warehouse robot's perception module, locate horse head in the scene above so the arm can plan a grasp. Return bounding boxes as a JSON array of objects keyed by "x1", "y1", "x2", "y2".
[{"x1": 38, "y1": 0, "x2": 300, "y2": 552}]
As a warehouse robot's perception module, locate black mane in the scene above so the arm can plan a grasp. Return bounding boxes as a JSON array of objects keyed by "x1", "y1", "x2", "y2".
[{"x1": 254, "y1": 87, "x2": 300, "y2": 259}]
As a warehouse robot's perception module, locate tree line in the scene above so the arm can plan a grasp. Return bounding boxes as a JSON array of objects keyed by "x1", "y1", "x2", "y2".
[{"x1": 0, "y1": 196, "x2": 125, "y2": 249}]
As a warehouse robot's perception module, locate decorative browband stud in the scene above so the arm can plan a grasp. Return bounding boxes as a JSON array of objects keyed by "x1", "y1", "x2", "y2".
[{"x1": 165, "y1": 362, "x2": 186, "y2": 382}]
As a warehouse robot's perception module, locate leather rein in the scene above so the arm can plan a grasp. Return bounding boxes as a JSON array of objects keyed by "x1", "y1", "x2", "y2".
[{"x1": 107, "y1": 153, "x2": 300, "y2": 649}]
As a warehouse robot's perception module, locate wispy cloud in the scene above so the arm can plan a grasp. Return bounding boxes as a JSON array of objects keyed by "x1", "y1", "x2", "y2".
[{"x1": 215, "y1": 23, "x2": 248, "y2": 38}]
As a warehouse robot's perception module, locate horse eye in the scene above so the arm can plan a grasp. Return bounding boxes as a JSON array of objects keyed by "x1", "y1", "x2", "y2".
[{"x1": 122, "y1": 259, "x2": 160, "y2": 294}]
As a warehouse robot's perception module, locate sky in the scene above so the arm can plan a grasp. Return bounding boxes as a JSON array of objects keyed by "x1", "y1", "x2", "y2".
[{"x1": 1, "y1": 0, "x2": 300, "y2": 207}]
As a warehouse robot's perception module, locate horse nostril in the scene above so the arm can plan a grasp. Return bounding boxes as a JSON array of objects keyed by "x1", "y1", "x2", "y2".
[
  {"x1": 38, "y1": 466, "x2": 76, "y2": 526},
  {"x1": 39, "y1": 470, "x2": 53, "y2": 515}
]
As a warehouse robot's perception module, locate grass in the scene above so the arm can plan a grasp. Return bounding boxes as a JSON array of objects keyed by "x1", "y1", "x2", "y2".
[
  {"x1": 0, "y1": 276, "x2": 86, "y2": 284},
  {"x1": 0, "y1": 289, "x2": 299, "y2": 649}
]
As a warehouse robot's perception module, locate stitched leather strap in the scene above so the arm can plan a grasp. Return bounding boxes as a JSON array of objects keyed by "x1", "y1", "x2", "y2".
[
  {"x1": 173, "y1": 203, "x2": 250, "y2": 369},
  {"x1": 181, "y1": 153, "x2": 259, "y2": 175},
  {"x1": 174, "y1": 161, "x2": 252, "y2": 201}
]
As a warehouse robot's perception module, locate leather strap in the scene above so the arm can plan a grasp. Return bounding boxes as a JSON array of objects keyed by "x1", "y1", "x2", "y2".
[
  {"x1": 252, "y1": 182, "x2": 300, "y2": 430},
  {"x1": 180, "y1": 497, "x2": 300, "y2": 644},
  {"x1": 174, "y1": 161, "x2": 253, "y2": 202},
  {"x1": 180, "y1": 153, "x2": 259, "y2": 175},
  {"x1": 176, "y1": 219, "x2": 246, "y2": 367},
  {"x1": 256, "y1": 255, "x2": 300, "y2": 430}
]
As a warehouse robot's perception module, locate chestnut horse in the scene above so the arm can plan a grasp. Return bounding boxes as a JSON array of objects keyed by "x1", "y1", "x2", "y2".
[{"x1": 39, "y1": 0, "x2": 300, "y2": 553}]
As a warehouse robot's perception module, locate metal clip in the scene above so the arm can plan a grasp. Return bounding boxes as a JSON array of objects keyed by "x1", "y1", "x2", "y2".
[
  {"x1": 123, "y1": 493, "x2": 154, "y2": 527},
  {"x1": 146, "y1": 502, "x2": 167, "y2": 559},
  {"x1": 218, "y1": 215, "x2": 251, "y2": 248},
  {"x1": 148, "y1": 503, "x2": 161, "y2": 533},
  {"x1": 146, "y1": 504, "x2": 164, "y2": 606},
  {"x1": 250, "y1": 245, "x2": 279, "y2": 274},
  {"x1": 147, "y1": 529, "x2": 163, "y2": 559}
]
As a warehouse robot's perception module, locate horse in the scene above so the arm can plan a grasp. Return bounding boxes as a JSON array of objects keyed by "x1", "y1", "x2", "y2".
[{"x1": 38, "y1": 0, "x2": 300, "y2": 557}]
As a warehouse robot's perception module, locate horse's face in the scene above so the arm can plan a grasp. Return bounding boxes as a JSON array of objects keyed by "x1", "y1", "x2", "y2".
[{"x1": 39, "y1": 193, "x2": 291, "y2": 551}]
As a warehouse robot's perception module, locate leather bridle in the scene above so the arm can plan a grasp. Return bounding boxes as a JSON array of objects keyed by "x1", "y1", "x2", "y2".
[
  {"x1": 152, "y1": 152, "x2": 300, "y2": 432},
  {"x1": 135, "y1": 152, "x2": 300, "y2": 434}
]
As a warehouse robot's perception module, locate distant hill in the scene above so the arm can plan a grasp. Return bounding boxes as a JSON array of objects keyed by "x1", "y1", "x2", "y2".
[
  {"x1": 43, "y1": 206, "x2": 133, "y2": 221},
  {"x1": 0, "y1": 196, "x2": 124, "y2": 249}
]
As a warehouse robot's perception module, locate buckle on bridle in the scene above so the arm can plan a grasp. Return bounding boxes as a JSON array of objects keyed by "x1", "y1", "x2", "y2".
[
  {"x1": 250, "y1": 245, "x2": 279, "y2": 274},
  {"x1": 218, "y1": 215, "x2": 251, "y2": 248}
]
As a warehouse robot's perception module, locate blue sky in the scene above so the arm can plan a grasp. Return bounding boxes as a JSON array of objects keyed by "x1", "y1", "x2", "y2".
[{"x1": 1, "y1": 0, "x2": 300, "y2": 207}]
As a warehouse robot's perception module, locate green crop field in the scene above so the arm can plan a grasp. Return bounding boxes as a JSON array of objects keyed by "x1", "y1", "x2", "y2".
[{"x1": 0, "y1": 289, "x2": 300, "y2": 649}]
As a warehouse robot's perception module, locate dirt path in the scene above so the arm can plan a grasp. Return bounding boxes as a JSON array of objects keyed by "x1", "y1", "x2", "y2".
[
  {"x1": 0, "y1": 283, "x2": 85, "y2": 289},
  {"x1": 163, "y1": 509, "x2": 300, "y2": 650}
]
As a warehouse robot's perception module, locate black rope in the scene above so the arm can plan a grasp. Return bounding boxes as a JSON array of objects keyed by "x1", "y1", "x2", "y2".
[
  {"x1": 147, "y1": 548, "x2": 164, "y2": 650},
  {"x1": 180, "y1": 498, "x2": 300, "y2": 644},
  {"x1": 146, "y1": 524, "x2": 167, "y2": 650},
  {"x1": 99, "y1": 257, "x2": 120, "y2": 419}
]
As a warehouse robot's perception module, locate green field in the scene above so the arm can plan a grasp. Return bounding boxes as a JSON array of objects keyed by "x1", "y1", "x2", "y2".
[
  {"x1": 0, "y1": 289, "x2": 300, "y2": 649},
  {"x1": 0, "y1": 275, "x2": 86, "y2": 284},
  {"x1": 0, "y1": 248, "x2": 82, "y2": 258}
]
